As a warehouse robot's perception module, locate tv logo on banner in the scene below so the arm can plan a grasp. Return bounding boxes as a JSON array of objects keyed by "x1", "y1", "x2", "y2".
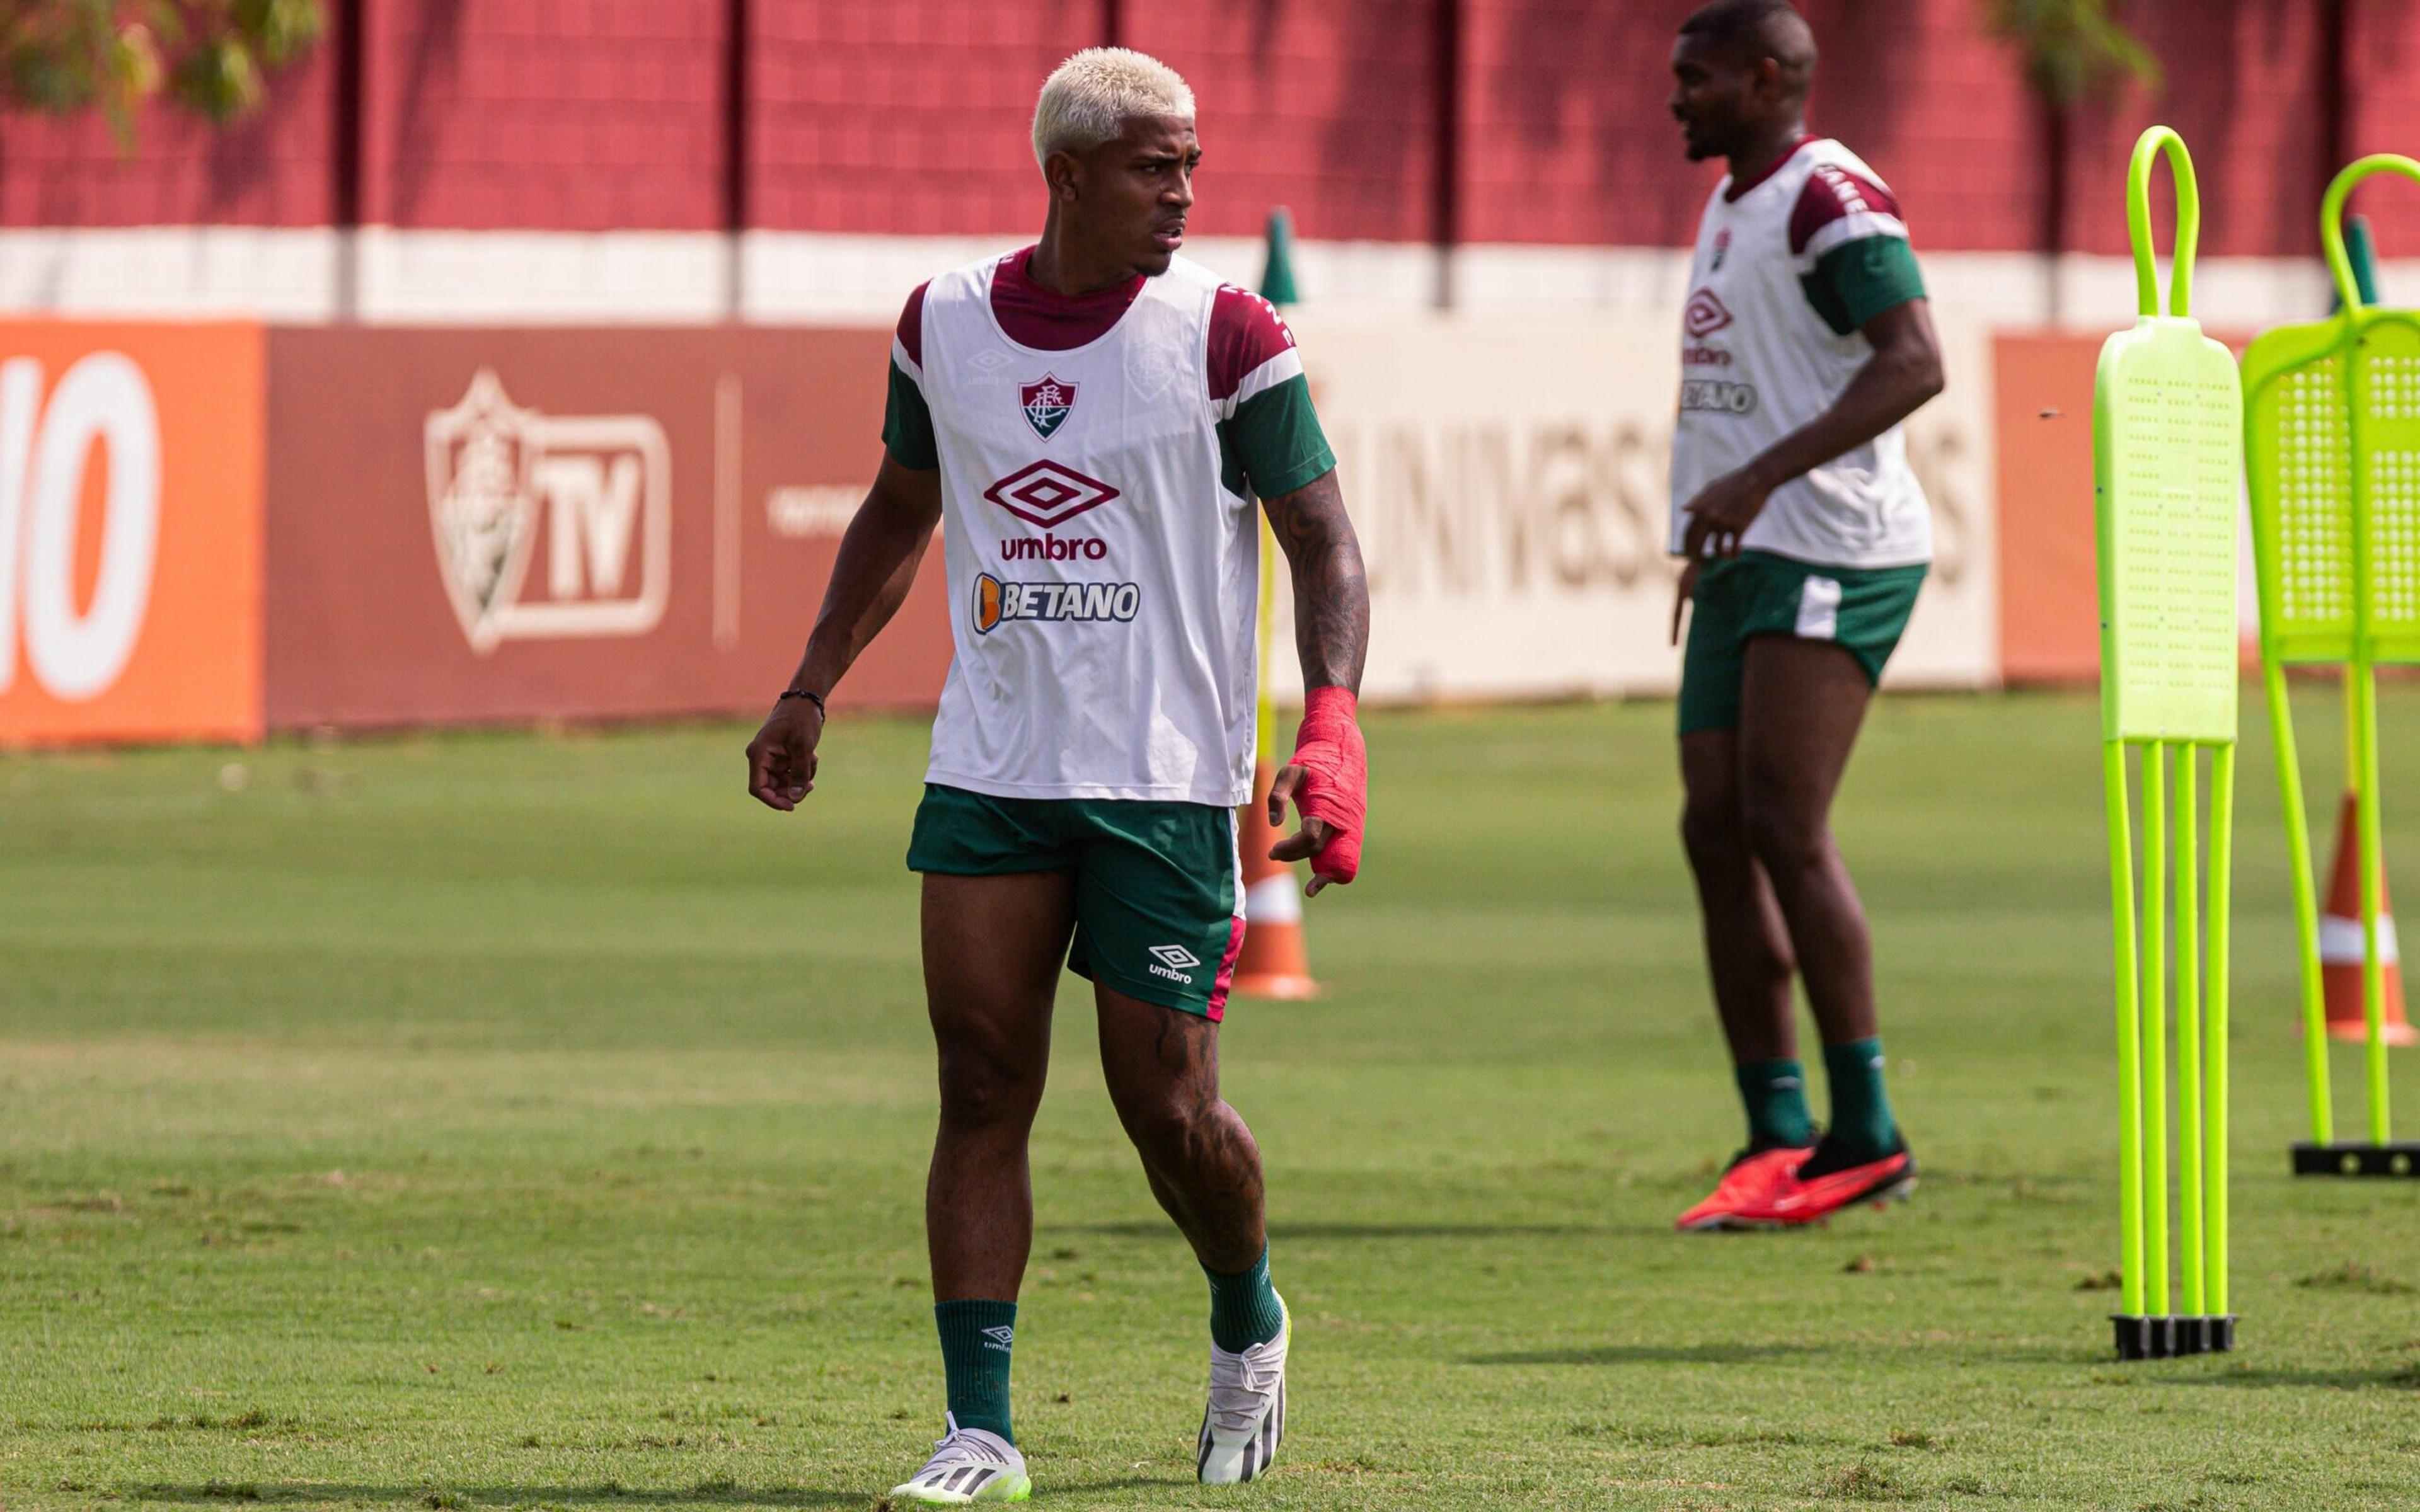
[
  {"x1": 0, "y1": 353, "x2": 159, "y2": 702},
  {"x1": 427, "y1": 369, "x2": 671, "y2": 655}
]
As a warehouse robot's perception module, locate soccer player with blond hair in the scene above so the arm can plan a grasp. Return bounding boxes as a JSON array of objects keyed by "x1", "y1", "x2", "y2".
[{"x1": 746, "y1": 47, "x2": 1369, "y2": 1503}]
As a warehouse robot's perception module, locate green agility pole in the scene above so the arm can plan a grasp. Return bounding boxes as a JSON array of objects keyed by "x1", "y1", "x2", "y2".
[
  {"x1": 2094, "y1": 126, "x2": 2242, "y2": 1358},
  {"x1": 2244, "y1": 154, "x2": 2420, "y2": 1177}
]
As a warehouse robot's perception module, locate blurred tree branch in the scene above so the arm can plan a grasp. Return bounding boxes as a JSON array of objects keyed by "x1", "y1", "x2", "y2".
[
  {"x1": 1, "y1": 0, "x2": 324, "y2": 146},
  {"x1": 1985, "y1": 0, "x2": 2159, "y2": 108}
]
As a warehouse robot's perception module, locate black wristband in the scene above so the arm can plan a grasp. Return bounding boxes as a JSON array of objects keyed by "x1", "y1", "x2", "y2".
[{"x1": 779, "y1": 688, "x2": 827, "y2": 718}]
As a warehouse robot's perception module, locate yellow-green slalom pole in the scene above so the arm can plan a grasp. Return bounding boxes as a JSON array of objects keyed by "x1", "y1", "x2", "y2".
[
  {"x1": 2174, "y1": 748, "x2": 2204, "y2": 1318},
  {"x1": 2322, "y1": 159, "x2": 2420, "y2": 1150},
  {"x1": 2264, "y1": 655, "x2": 2331, "y2": 1143},
  {"x1": 2206, "y1": 743, "x2": 2234, "y2": 1317},
  {"x1": 2354, "y1": 662, "x2": 2390, "y2": 1143},
  {"x1": 2105, "y1": 740, "x2": 2147, "y2": 1321},
  {"x1": 2140, "y1": 742, "x2": 2170, "y2": 1319}
]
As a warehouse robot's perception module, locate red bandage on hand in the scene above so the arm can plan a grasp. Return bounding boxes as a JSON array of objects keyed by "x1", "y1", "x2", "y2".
[{"x1": 1286, "y1": 685, "x2": 1368, "y2": 886}]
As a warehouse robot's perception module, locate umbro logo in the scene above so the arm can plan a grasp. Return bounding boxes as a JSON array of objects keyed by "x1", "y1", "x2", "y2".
[
  {"x1": 1147, "y1": 943, "x2": 1201, "y2": 986},
  {"x1": 1683, "y1": 288, "x2": 1734, "y2": 338},
  {"x1": 981, "y1": 1325, "x2": 1015, "y2": 1349},
  {"x1": 982, "y1": 460, "x2": 1119, "y2": 529}
]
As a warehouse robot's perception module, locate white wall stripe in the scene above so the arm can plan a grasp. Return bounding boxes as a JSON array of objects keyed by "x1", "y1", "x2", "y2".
[{"x1": 0, "y1": 226, "x2": 2402, "y2": 330}]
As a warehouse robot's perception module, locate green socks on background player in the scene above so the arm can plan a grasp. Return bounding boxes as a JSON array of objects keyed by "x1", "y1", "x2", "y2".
[
  {"x1": 1735, "y1": 1057, "x2": 1816, "y2": 1150},
  {"x1": 1820, "y1": 1036, "x2": 1898, "y2": 1160},
  {"x1": 1736, "y1": 1043, "x2": 1897, "y2": 1159},
  {"x1": 934, "y1": 1300, "x2": 1017, "y2": 1442},
  {"x1": 1204, "y1": 1246, "x2": 1285, "y2": 1351}
]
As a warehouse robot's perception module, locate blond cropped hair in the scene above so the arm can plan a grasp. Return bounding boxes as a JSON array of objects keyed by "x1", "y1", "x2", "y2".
[{"x1": 1031, "y1": 48, "x2": 1195, "y2": 167}]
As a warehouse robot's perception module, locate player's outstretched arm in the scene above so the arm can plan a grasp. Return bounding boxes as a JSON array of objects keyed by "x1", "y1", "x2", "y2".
[
  {"x1": 1679, "y1": 298, "x2": 1944, "y2": 563},
  {"x1": 745, "y1": 455, "x2": 942, "y2": 811},
  {"x1": 1261, "y1": 467, "x2": 1371, "y2": 895}
]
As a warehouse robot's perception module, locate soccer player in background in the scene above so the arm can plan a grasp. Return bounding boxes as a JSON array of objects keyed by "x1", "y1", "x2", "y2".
[
  {"x1": 1661, "y1": 0, "x2": 1945, "y2": 1230},
  {"x1": 745, "y1": 49, "x2": 1369, "y2": 1503}
]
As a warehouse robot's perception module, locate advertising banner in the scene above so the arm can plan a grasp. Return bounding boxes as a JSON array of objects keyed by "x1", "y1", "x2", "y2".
[
  {"x1": 262, "y1": 327, "x2": 951, "y2": 730},
  {"x1": 1268, "y1": 312, "x2": 2000, "y2": 702},
  {"x1": 0, "y1": 321, "x2": 263, "y2": 747},
  {"x1": 1991, "y1": 332, "x2": 2104, "y2": 685},
  {"x1": 1, "y1": 315, "x2": 2031, "y2": 748}
]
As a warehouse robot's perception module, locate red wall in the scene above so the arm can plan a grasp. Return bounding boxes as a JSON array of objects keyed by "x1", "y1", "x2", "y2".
[
  {"x1": 0, "y1": 22, "x2": 341, "y2": 226},
  {"x1": 1802, "y1": 0, "x2": 2038, "y2": 254},
  {"x1": 2056, "y1": 3, "x2": 2331, "y2": 260},
  {"x1": 1129, "y1": 4, "x2": 1439, "y2": 244},
  {"x1": 360, "y1": 0, "x2": 729, "y2": 230},
  {"x1": 750, "y1": 0, "x2": 1097, "y2": 236},
  {"x1": 1460, "y1": 1, "x2": 1691, "y2": 248},
  {"x1": 4, "y1": 0, "x2": 2414, "y2": 260},
  {"x1": 2347, "y1": 3, "x2": 2420, "y2": 255}
]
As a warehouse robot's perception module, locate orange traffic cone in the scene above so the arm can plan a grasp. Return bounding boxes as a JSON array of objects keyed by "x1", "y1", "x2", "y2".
[
  {"x1": 2318, "y1": 793, "x2": 2418, "y2": 1045},
  {"x1": 1230, "y1": 759, "x2": 1319, "y2": 1000}
]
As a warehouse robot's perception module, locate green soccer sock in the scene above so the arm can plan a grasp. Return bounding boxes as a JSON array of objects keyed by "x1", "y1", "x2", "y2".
[
  {"x1": 1734, "y1": 1057, "x2": 1816, "y2": 1150},
  {"x1": 1821, "y1": 1036, "x2": 1898, "y2": 1160},
  {"x1": 934, "y1": 1299, "x2": 1017, "y2": 1443},
  {"x1": 1204, "y1": 1246, "x2": 1285, "y2": 1352}
]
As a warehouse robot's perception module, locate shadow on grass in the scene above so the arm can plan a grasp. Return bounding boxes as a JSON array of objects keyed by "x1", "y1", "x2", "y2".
[
  {"x1": 1465, "y1": 1343, "x2": 1818, "y2": 1366},
  {"x1": 1056, "y1": 1220, "x2": 1611, "y2": 1240},
  {"x1": 2170, "y1": 1366, "x2": 2420, "y2": 1390},
  {"x1": 122, "y1": 1475, "x2": 1185, "y2": 1507},
  {"x1": 124, "y1": 1486, "x2": 864, "y2": 1508}
]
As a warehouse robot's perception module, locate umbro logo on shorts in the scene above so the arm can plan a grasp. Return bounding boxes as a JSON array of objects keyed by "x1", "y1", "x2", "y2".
[{"x1": 1148, "y1": 944, "x2": 1201, "y2": 985}]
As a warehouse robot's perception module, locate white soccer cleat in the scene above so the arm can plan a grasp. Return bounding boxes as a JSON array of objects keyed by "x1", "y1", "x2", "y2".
[
  {"x1": 1197, "y1": 1295, "x2": 1289, "y2": 1484},
  {"x1": 890, "y1": 1414, "x2": 1031, "y2": 1504}
]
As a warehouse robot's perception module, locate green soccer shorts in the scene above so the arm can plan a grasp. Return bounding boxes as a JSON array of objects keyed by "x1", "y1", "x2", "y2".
[
  {"x1": 905, "y1": 784, "x2": 1248, "y2": 1019},
  {"x1": 1679, "y1": 549, "x2": 1928, "y2": 735}
]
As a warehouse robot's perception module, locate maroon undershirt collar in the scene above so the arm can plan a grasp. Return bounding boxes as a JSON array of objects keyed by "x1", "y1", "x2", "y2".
[{"x1": 990, "y1": 246, "x2": 1146, "y2": 352}]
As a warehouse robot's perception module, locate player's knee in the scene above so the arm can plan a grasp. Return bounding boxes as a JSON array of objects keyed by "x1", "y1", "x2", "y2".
[
  {"x1": 1741, "y1": 791, "x2": 1825, "y2": 876},
  {"x1": 934, "y1": 1046, "x2": 1044, "y2": 1132},
  {"x1": 1680, "y1": 796, "x2": 1743, "y2": 869}
]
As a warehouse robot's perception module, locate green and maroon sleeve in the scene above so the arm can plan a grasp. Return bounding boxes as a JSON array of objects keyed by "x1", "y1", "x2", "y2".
[
  {"x1": 1209, "y1": 286, "x2": 1336, "y2": 499},
  {"x1": 881, "y1": 282, "x2": 940, "y2": 471},
  {"x1": 1789, "y1": 163, "x2": 1926, "y2": 336}
]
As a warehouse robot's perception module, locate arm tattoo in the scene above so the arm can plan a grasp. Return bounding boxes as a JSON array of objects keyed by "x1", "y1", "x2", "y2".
[{"x1": 1262, "y1": 470, "x2": 1369, "y2": 694}]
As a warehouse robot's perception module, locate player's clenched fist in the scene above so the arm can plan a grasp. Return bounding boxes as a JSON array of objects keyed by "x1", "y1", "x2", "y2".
[
  {"x1": 1267, "y1": 685, "x2": 1366, "y2": 896},
  {"x1": 746, "y1": 690, "x2": 826, "y2": 811}
]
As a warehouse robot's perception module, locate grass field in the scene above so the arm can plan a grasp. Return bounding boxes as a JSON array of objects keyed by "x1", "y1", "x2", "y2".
[{"x1": 6, "y1": 692, "x2": 2420, "y2": 1511}]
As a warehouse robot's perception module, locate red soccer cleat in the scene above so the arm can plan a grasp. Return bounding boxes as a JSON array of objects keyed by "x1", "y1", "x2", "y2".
[
  {"x1": 1674, "y1": 1144, "x2": 1816, "y2": 1232},
  {"x1": 1742, "y1": 1140, "x2": 1918, "y2": 1227}
]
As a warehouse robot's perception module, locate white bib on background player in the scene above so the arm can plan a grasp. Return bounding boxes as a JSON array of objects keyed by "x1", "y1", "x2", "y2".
[
  {"x1": 1669, "y1": 137, "x2": 1932, "y2": 570},
  {"x1": 910, "y1": 253, "x2": 1272, "y2": 806}
]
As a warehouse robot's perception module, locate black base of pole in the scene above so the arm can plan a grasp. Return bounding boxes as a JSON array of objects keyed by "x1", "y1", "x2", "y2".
[
  {"x1": 2291, "y1": 1142, "x2": 2420, "y2": 1177},
  {"x1": 2112, "y1": 1314, "x2": 2237, "y2": 1360}
]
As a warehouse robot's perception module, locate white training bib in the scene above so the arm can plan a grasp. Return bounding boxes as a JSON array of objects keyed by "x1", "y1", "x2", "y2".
[
  {"x1": 1669, "y1": 137, "x2": 1932, "y2": 570},
  {"x1": 910, "y1": 253, "x2": 1260, "y2": 806}
]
